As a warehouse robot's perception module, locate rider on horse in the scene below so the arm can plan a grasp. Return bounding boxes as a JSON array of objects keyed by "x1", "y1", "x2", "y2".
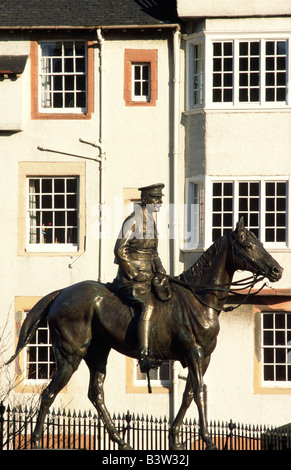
[{"x1": 114, "y1": 184, "x2": 172, "y2": 374}]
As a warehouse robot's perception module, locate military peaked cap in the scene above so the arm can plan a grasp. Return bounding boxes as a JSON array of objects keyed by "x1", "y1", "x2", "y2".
[{"x1": 138, "y1": 183, "x2": 165, "y2": 197}]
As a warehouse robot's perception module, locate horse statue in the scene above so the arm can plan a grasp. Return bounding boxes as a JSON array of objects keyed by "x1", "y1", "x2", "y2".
[{"x1": 7, "y1": 218, "x2": 282, "y2": 450}]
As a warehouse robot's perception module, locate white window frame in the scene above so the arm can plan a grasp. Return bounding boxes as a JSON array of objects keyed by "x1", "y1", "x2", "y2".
[
  {"x1": 38, "y1": 40, "x2": 87, "y2": 113},
  {"x1": 261, "y1": 311, "x2": 291, "y2": 388},
  {"x1": 131, "y1": 62, "x2": 151, "y2": 102},
  {"x1": 204, "y1": 175, "x2": 291, "y2": 250},
  {"x1": 187, "y1": 38, "x2": 205, "y2": 110},
  {"x1": 26, "y1": 176, "x2": 79, "y2": 253},
  {"x1": 187, "y1": 32, "x2": 290, "y2": 111}
]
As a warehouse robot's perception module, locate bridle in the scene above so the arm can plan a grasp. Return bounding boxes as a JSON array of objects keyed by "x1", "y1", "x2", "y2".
[
  {"x1": 227, "y1": 232, "x2": 269, "y2": 278},
  {"x1": 170, "y1": 232, "x2": 268, "y2": 313}
]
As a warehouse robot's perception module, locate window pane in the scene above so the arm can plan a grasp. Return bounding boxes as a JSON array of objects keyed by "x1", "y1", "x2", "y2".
[
  {"x1": 265, "y1": 40, "x2": 287, "y2": 103},
  {"x1": 264, "y1": 348, "x2": 274, "y2": 363},
  {"x1": 76, "y1": 58, "x2": 85, "y2": 73},
  {"x1": 55, "y1": 228, "x2": 66, "y2": 243},
  {"x1": 77, "y1": 92, "x2": 86, "y2": 108},
  {"x1": 53, "y1": 93, "x2": 63, "y2": 108},
  {"x1": 213, "y1": 73, "x2": 221, "y2": 87},
  {"x1": 276, "y1": 348, "x2": 285, "y2": 363},
  {"x1": 264, "y1": 365, "x2": 274, "y2": 381},
  {"x1": 276, "y1": 365, "x2": 286, "y2": 381},
  {"x1": 52, "y1": 58, "x2": 62, "y2": 73},
  {"x1": 53, "y1": 75, "x2": 63, "y2": 91}
]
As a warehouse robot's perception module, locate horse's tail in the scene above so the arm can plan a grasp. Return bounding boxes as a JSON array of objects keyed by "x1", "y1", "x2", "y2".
[{"x1": 6, "y1": 289, "x2": 61, "y2": 365}]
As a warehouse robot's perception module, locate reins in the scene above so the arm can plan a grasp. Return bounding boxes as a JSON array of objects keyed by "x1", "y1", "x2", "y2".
[
  {"x1": 169, "y1": 274, "x2": 267, "y2": 313},
  {"x1": 168, "y1": 232, "x2": 269, "y2": 313}
]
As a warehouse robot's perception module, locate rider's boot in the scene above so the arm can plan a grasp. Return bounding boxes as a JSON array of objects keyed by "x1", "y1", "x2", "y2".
[{"x1": 138, "y1": 316, "x2": 152, "y2": 373}]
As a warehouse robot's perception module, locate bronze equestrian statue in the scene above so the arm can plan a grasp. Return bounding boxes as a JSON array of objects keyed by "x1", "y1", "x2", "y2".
[
  {"x1": 7, "y1": 217, "x2": 283, "y2": 450},
  {"x1": 114, "y1": 183, "x2": 171, "y2": 373}
]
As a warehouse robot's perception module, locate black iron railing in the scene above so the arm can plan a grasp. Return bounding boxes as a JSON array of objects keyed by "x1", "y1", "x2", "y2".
[{"x1": 0, "y1": 402, "x2": 290, "y2": 450}]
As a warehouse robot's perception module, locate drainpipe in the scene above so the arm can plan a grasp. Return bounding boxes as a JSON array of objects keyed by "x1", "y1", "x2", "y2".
[
  {"x1": 89, "y1": 29, "x2": 106, "y2": 282},
  {"x1": 96, "y1": 28, "x2": 105, "y2": 282},
  {"x1": 172, "y1": 27, "x2": 181, "y2": 420},
  {"x1": 79, "y1": 29, "x2": 105, "y2": 282}
]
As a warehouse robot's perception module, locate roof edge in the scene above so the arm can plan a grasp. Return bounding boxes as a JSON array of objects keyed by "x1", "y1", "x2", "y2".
[{"x1": 0, "y1": 23, "x2": 180, "y2": 31}]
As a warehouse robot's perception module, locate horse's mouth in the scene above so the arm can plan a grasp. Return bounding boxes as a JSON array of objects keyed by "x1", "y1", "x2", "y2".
[{"x1": 266, "y1": 265, "x2": 283, "y2": 282}]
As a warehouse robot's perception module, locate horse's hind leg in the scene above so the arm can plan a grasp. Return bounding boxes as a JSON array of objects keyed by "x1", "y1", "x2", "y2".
[
  {"x1": 32, "y1": 353, "x2": 82, "y2": 448},
  {"x1": 86, "y1": 353, "x2": 132, "y2": 450}
]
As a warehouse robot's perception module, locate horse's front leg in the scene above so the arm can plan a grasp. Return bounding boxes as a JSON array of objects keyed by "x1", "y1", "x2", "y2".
[
  {"x1": 187, "y1": 347, "x2": 217, "y2": 450},
  {"x1": 170, "y1": 356, "x2": 211, "y2": 450},
  {"x1": 170, "y1": 374, "x2": 193, "y2": 450}
]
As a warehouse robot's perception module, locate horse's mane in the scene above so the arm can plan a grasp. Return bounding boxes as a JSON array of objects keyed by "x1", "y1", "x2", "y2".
[{"x1": 179, "y1": 235, "x2": 227, "y2": 285}]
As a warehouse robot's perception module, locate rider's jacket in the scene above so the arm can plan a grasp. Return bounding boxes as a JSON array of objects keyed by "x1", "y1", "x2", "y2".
[
  {"x1": 114, "y1": 204, "x2": 166, "y2": 289},
  {"x1": 114, "y1": 205, "x2": 171, "y2": 300}
]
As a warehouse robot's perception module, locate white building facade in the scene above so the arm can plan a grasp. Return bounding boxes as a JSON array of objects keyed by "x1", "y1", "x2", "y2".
[{"x1": 1, "y1": 0, "x2": 291, "y2": 432}]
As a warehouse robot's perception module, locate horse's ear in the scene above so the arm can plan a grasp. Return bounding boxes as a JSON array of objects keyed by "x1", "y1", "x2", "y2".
[{"x1": 235, "y1": 217, "x2": 245, "y2": 233}]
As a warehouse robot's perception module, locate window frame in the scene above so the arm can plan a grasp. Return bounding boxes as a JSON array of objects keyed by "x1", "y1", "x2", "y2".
[
  {"x1": 184, "y1": 176, "x2": 291, "y2": 251},
  {"x1": 187, "y1": 33, "x2": 290, "y2": 111},
  {"x1": 124, "y1": 49, "x2": 158, "y2": 107},
  {"x1": 261, "y1": 310, "x2": 291, "y2": 387},
  {"x1": 187, "y1": 39, "x2": 205, "y2": 110},
  {"x1": 254, "y1": 299, "x2": 291, "y2": 394},
  {"x1": 30, "y1": 39, "x2": 94, "y2": 119},
  {"x1": 27, "y1": 176, "x2": 79, "y2": 253},
  {"x1": 131, "y1": 62, "x2": 151, "y2": 102},
  {"x1": 38, "y1": 40, "x2": 87, "y2": 114},
  {"x1": 206, "y1": 176, "x2": 290, "y2": 249},
  {"x1": 18, "y1": 162, "x2": 86, "y2": 256}
]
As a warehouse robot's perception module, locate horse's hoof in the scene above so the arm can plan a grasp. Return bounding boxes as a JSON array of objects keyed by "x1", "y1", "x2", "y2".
[
  {"x1": 119, "y1": 443, "x2": 133, "y2": 450},
  {"x1": 170, "y1": 443, "x2": 185, "y2": 451},
  {"x1": 32, "y1": 440, "x2": 41, "y2": 449},
  {"x1": 205, "y1": 443, "x2": 218, "y2": 450}
]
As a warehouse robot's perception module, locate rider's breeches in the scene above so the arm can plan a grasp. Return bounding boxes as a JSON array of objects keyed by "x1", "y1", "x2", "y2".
[{"x1": 114, "y1": 281, "x2": 154, "y2": 356}]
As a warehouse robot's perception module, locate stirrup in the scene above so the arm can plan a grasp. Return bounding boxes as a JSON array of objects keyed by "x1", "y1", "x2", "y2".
[
  {"x1": 139, "y1": 354, "x2": 162, "y2": 374},
  {"x1": 139, "y1": 354, "x2": 151, "y2": 374}
]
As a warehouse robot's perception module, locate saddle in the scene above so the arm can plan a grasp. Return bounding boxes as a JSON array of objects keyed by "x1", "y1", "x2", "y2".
[{"x1": 106, "y1": 274, "x2": 172, "y2": 303}]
